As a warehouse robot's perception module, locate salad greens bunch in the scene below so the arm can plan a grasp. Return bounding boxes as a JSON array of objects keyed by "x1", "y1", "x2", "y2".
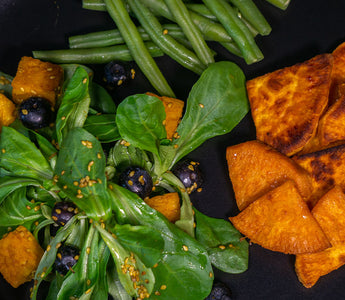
[{"x1": 0, "y1": 61, "x2": 249, "y2": 299}]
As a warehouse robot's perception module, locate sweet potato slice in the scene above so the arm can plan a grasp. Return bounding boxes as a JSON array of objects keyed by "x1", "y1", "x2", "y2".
[
  {"x1": 226, "y1": 140, "x2": 313, "y2": 210},
  {"x1": 329, "y1": 42, "x2": 345, "y2": 103},
  {"x1": 295, "y1": 186, "x2": 345, "y2": 288},
  {"x1": 229, "y1": 180, "x2": 330, "y2": 254},
  {"x1": 309, "y1": 185, "x2": 345, "y2": 246},
  {"x1": 145, "y1": 192, "x2": 180, "y2": 223},
  {"x1": 146, "y1": 92, "x2": 184, "y2": 140},
  {"x1": 11, "y1": 56, "x2": 63, "y2": 106},
  {"x1": 298, "y1": 44, "x2": 345, "y2": 154},
  {"x1": 247, "y1": 54, "x2": 333, "y2": 156},
  {"x1": 295, "y1": 244, "x2": 345, "y2": 288},
  {"x1": 0, "y1": 226, "x2": 44, "y2": 288},
  {"x1": 293, "y1": 144, "x2": 345, "y2": 204},
  {"x1": 300, "y1": 95, "x2": 345, "y2": 153},
  {"x1": 0, "y1": 93, "x2": 16, "y2": 130}
]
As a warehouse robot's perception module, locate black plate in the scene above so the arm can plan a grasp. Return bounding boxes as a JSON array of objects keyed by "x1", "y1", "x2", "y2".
[{"x1": 1, "y1": 0, "x2": 345, "y2": 299}]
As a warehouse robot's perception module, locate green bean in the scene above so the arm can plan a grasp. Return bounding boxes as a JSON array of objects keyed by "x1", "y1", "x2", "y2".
[
  {"x1": 234, "y1": 8, "x2": 259, "y2": 37},
  {"x1": 202, "y1": 0, "x2": 263, "y2": 64},
  {"x1": 142, "y1": 0, "x2": 233, "y2": 43},
  {"x1": 69, "y1": 24, "x2": 188, "y2": 49},
  {"x1": 32, "y1": 43, "x2": 164, "y2": 64},
  {"x1": 82, "y1": 0, "x2": 106, "y2": 11},
  {"x1": 227, "y1": 0, "x2": 271, "y2": 35},
  {"x1": 220, "y1": 42, "x2": 243, "y2": 57},
  {"x1": 128, "y1": 0, "x2": 206, "y2": 74},
  {"x1": 104, "y1": 0, "x2": 175, "y2": 97},
  {"x1": 265, "y1": 0, "x2": 291, "y2": 10},
  {"x1": 162, "y1": 0, "x2": 214, "y2": 66},
  {"x1": 69, "y1": 27, "x2": 151, "y2": 49},
  {"x1": 185, "y1": 4, "x2": 218, "y2": 21}
]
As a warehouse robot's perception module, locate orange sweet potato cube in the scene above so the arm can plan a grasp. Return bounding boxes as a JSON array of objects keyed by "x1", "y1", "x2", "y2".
[
  {"x1": 0, "y1": 226, "x2": 44, "y2": 288},
  {"x1": 316, "y1": 95, "x2": 345, "y2": 149},
  {"x1": 11, "y1": 56, "x2": 63, "y2": 106},
  {"x1": 329, "y1": 41, "x2": 345, "y2": 102},
  {"x1": 146, "y1": 92, "x2": 184, "y2": 140},
  {"x1": 295, "y1": 186, "x2": 345, "y2": 288},
  {"x1": 229, "y1": 180, "x2": 330, "y2": 254},
  {"x1": 226, "y1": 140, "x2": 313, "y2": 210},
  {"x1": 298, "y1": 43, "x2": 345, "y2": 154},
  {"x1": 0, "y1": 93, "x2": 16, "y2": 130},
  {"x1": 145, "y1": 192, "x2": 180, "y2": 223},
  {"x1": 247, "y1": 54, "x2": 333, "y2": 156},
  {"x1": 311, "y1": 185, "x2": 345, "y2": 245},
  {"x1": 295, "y1": 244, "x2": 345, "y2": 288},
  {"x1": 293, "y1": 144, "x2": 345, "y2": 204}
]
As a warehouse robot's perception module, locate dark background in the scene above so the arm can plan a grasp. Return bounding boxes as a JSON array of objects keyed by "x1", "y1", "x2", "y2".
[{"x1": 1, "y1": 0, "x2": 345, "y2": 299}]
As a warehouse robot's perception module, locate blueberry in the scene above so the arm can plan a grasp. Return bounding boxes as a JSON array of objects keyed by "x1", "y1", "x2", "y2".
[
  {"x1": 54, "y1": 244, "x2": 80, "y2": 275},
  {"x1": 51, "y1": 201, "x2": 78, "y2": 227},
  {"x1": 18, "y1": 97, "x2": 54, "y2": 129},
  {"x1": 103, "y1": 61, "x2": 135, "y2": 87},
  {"x1": 172, "y1": 160, "x2": 203, "y2": 194},
  {"x1": 205, "y1": 282, "x2": 232, "y2": 300},
  {"x1": 119, "y1": 166, "x2": 153, "y2": 199}
]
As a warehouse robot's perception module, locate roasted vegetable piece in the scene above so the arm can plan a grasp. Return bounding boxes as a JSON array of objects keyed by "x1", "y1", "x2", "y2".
[
  {"x1": 145, "y1": 192, "x2": 181, "y2": 222},
  {"x1": 103, "y1": 60, "x2": 135, "y2": 87},
  {"x1": 172, "y1": 159, "x2": 203, "y2": 194},
  {"x1": 119, "y1": 166, "x2": 153, "y2": 199},
  {"x1": 226, "y1": 140, "x2": 313, "y2": 210},
  {"x1": 18, "y1": 96, "x2": 55, "y2": 129},
  {"x1": 0, "y1": 93, "x2": 16, "y2": 130},
  {"x1": 295, "y1": 186, "x2": 345, "y2": 288},
  {"x1": 247, "y1": 54, "x2": 333, "y2": 156},
  {"x1": 51, "y1": 201, "x2": 78, "y2": 227},
  {"x1": 229, "y1": 180, "x2": 331, "y2": 254},
  {"x1": 0, "y1": 226, "x2": 44, "y2": 288},
  {"x1": 11, "y1": 56, "x2": 63, "y2": 106},
  {"x1": 293, "y1": 144, "x2": 345, "y2": 206},
  {"x1": 146, "y1": 92, "x2": 184, "y2": 140},
  {"x1": 54, "y1": 244, "x2": 80, "y2": 275}
]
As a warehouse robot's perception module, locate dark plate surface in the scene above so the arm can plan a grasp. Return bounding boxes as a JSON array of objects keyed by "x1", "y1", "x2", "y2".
[{"x1": 1, "y1": 0, "x2": 345, "y2": 299}]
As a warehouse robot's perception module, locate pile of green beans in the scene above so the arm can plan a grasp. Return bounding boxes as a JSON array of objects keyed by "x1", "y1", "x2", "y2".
[{"x1": 33, "y1": 0, "x2": 290, "y2": 97}]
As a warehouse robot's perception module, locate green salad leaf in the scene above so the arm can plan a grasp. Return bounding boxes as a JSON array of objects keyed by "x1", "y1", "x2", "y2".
[
  {"x1": 0, "y1": 126, "x2": 53, "y2": 180},
  {"x1": 89, "y1": 82, "x2": 117, "y2": 114},
  {"x1": 116, "y1": 94, "x2": 167, "y2": 156},
  {"x1": 0, "y1": 187, "x2": 43, "y2": 231},
  {"x1": 194, "y1": 208, "x2": 248, "y2": 274},
  {"x1": 56, "y1": 66, "x2": 91, "y2": 146},
  {"x1": 109, "y1": 184, "x2": 213, "y2": 300},
  {"x1": 84, "y1": 114, "x2": 120, "y2": 142},
  {"x1": 54, "y1": 127, "x2": 111, "y2": 221},
  {"x1": 171, "y1": 61, "x2": 249, "y2": 167},
  {"x1": 57, "y1": 225, "x2": 106, "y2": 299}
]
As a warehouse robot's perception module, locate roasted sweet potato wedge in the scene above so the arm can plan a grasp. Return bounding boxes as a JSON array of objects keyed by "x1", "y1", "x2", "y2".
[
  {"x1": 247, "y1": 54, "x2": 333, "y2": 156},
  {"x1": 329, "y1": 41, "x2": 345, "y2": 103},
  {"x1": 11, "y1": 56, "x2": 63, "y2": 106},
  {"x1": 295, "y1": 244, "x2": 345, "y2": 288},
  {"x1": 145, "y1": 192, "x2": 181, "y2": 223},
  {"x1": 0, "y1": 226, "x2": 44, "y2": 288},
  {"x1": 0, "y1": 93, "x2": 16, "y2": 130},
  {"x1": 295, "y1": 186, "x2": 345, "y2": 288},
  {"x1": 229, "y1": 180, "x2": 330, "y2": 254},
  {"x1": 226, "y1": 140, "x2": 313, "y2": 210},
  {"x1": 146, "y1": 92, "x2": 184, "y2": 140},
  {"x1": 310, "y1": 185, "x2": 345, "y2": 245},
  {"x1": 293, "y1": 144, "x2": 345, "y2": 205}
]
